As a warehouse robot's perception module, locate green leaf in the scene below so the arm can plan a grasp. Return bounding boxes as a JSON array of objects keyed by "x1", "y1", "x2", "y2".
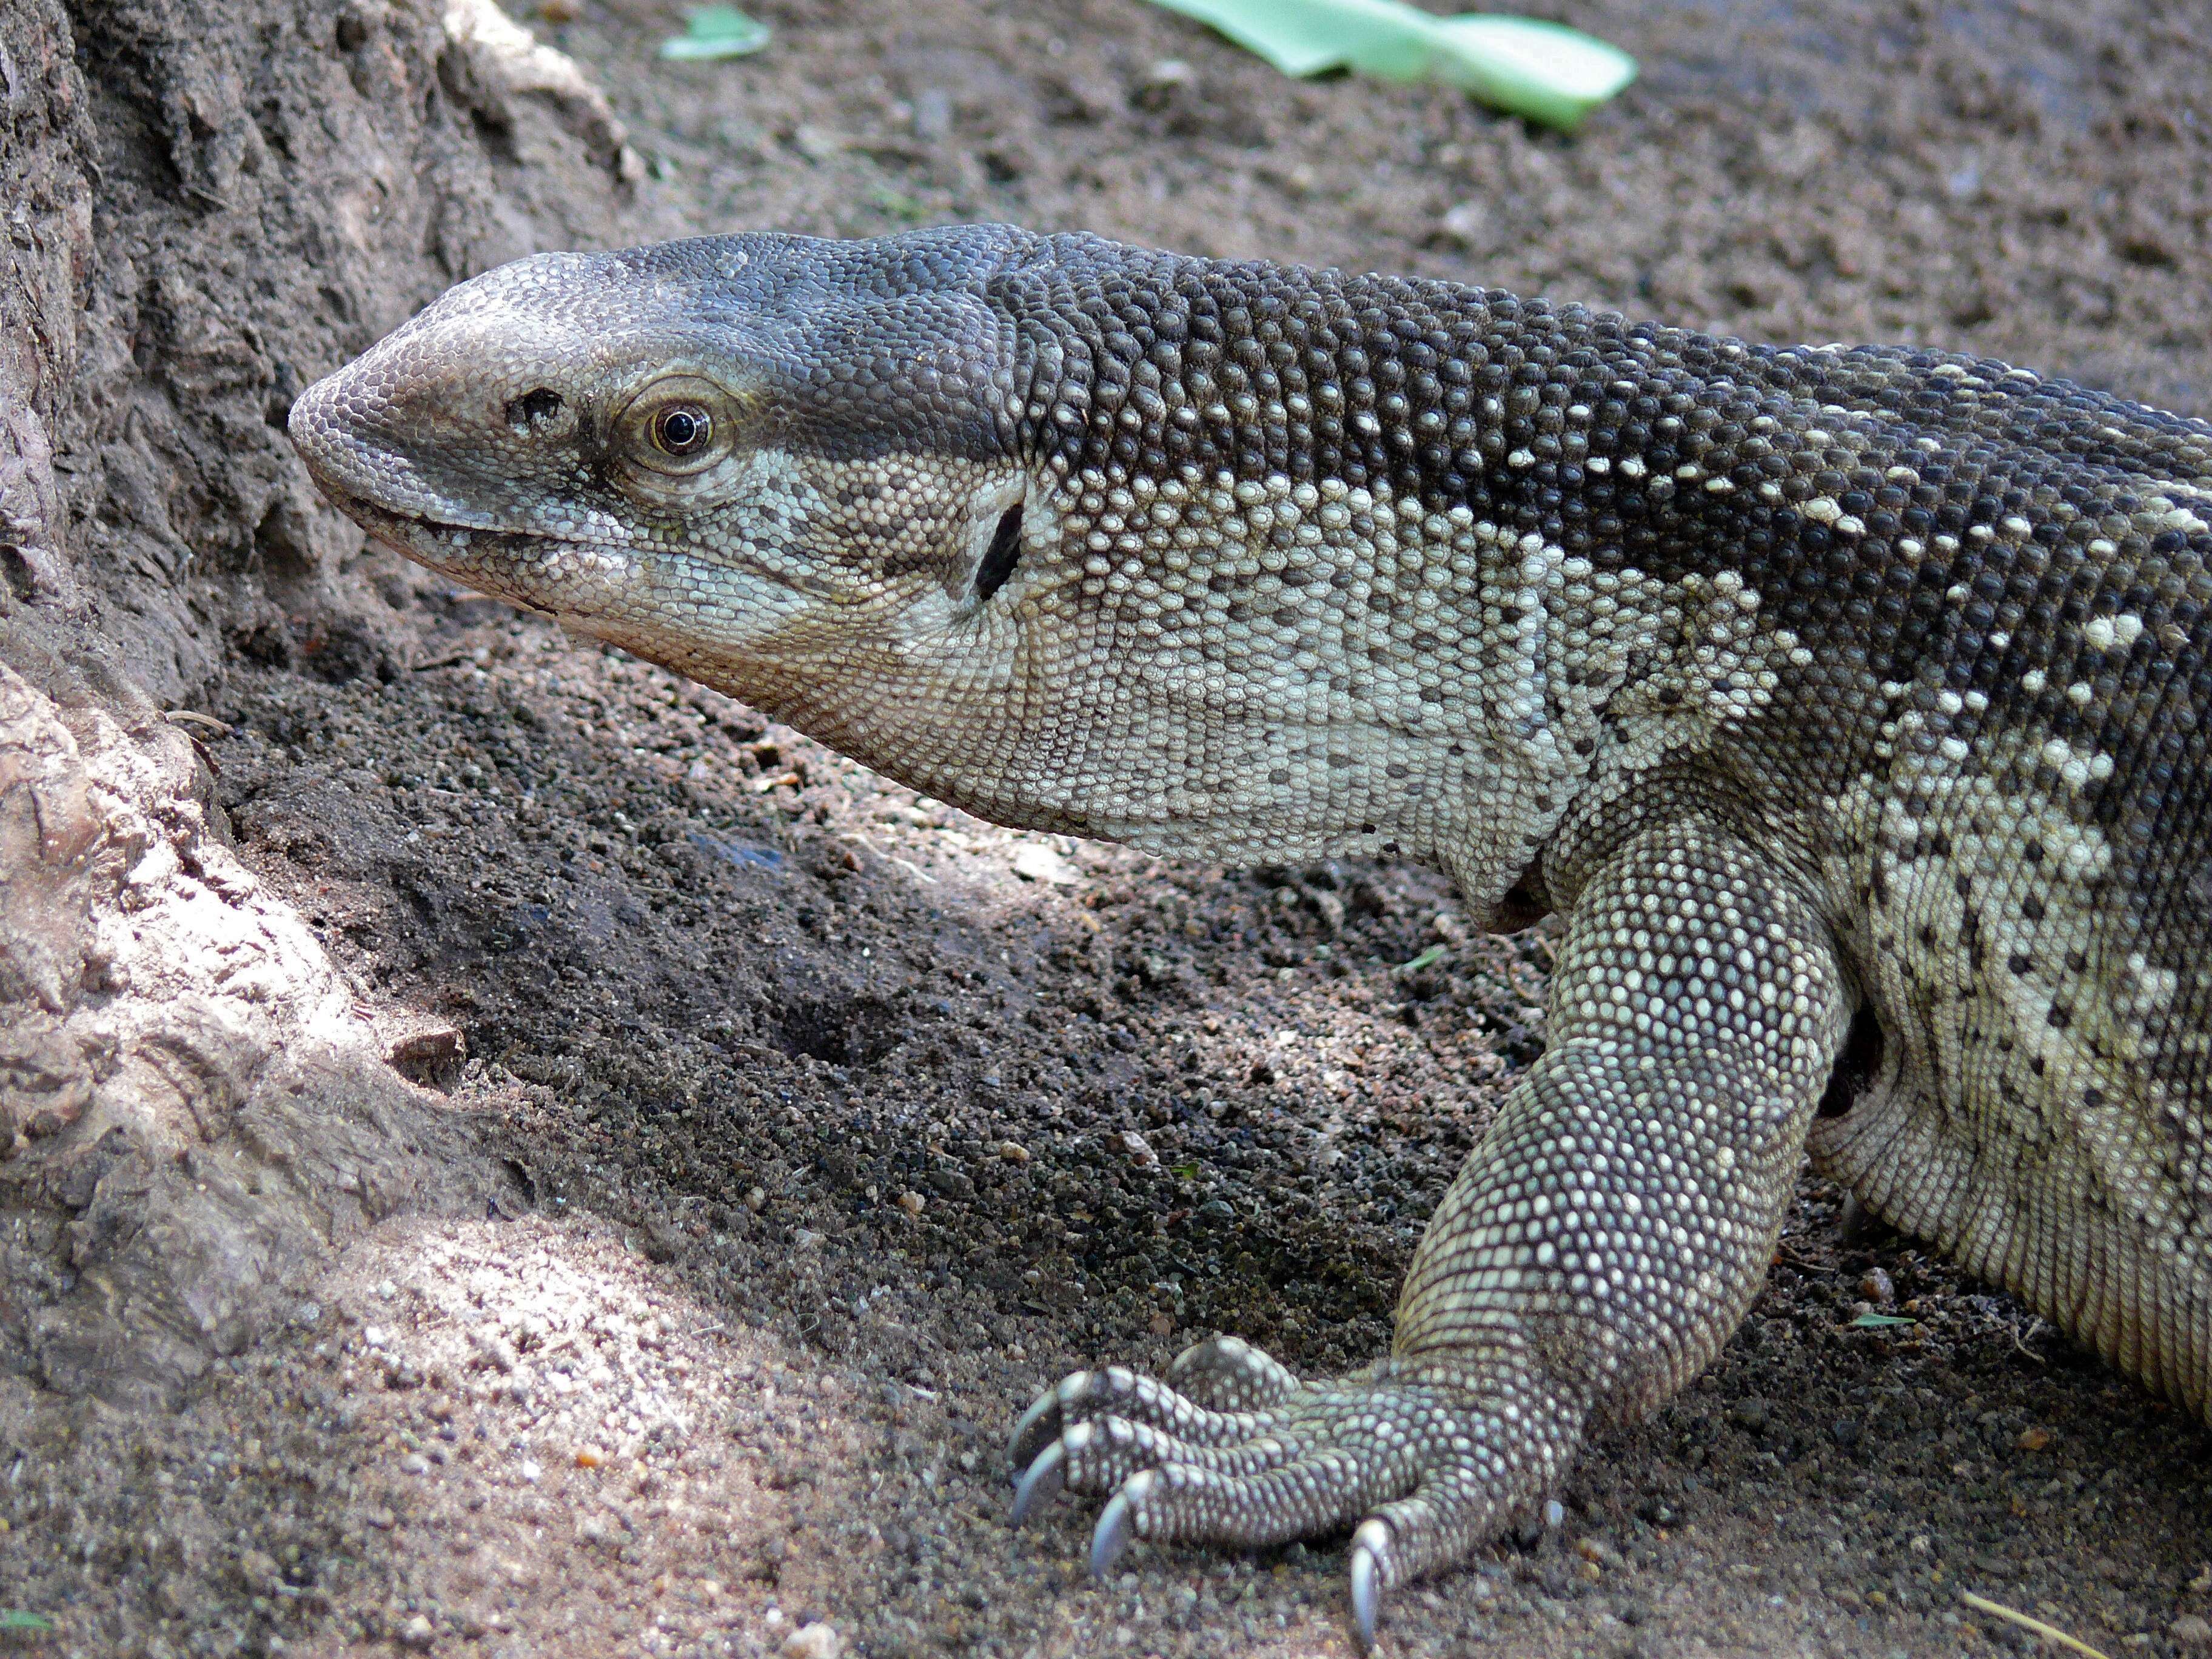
[
  {"x1": 1139, "y1": 0, "x2": 1634, "y2": 129},
  {"x1": 1396, "y1": 943, "x2": 1449, "y2": 973},
  {"x1": 1173, "y1": 1161, "x2": 1203, "y2": 1179},
  {"x1": 1848, "y1": 1312, "x2": 1917, "y2": 1329},
  {"x1": 0, "y1": 1610, "x2": 54, "y2": 1632},
  {"x1": 660, "y1": 5, "x2": 771, "y2": 61}
]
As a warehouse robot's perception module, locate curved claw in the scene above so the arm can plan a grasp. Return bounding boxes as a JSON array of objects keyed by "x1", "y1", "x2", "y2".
[
  {"x1": 1008, "y1": 1378, "x2": 1071, "y2": 1472},
  {"x1": 1009, "y1": 1438, "x2": 1068, "y2": 1528},
  {"x1": 1090, "y1": 1472, "x2": 1150, "y2": 1581},
  {"x1": 1349, "y1": 1517, "x2": 1390, "y2": 1654}
]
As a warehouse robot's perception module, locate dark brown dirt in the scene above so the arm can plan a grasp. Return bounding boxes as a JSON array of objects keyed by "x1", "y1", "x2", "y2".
[{"x1": 7, "y1": 1, "x2": 2212, "y2": 1657}]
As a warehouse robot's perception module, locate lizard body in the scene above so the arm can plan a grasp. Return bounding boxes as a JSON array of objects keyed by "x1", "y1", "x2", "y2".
[{"x1": 289, "y1": 225, "x2": 2212, "y2": 1647}]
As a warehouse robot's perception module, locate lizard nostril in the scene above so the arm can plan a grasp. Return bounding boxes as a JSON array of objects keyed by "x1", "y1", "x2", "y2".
[{"x1": 506, "y1": 387, "x2": 565, "y2": 433}]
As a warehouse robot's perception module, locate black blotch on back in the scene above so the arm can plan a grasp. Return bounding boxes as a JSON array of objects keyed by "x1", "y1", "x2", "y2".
[{"x1": 974, "y1": 501, "x2": 1023, "y2": 602}]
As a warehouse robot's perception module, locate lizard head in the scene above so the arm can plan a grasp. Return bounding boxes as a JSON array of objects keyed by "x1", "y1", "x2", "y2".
[
  {"x1": 292, "y1": 224, "x2": 1557, "y2": 876},
  {"x1": 288, "y1": 226, "x2": 1041, "y2": 740}
]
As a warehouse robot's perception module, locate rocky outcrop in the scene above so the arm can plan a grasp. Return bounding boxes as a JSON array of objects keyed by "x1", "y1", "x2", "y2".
[{"x1": 0, "y1": 0, "x2": 652, "y2": 1404}]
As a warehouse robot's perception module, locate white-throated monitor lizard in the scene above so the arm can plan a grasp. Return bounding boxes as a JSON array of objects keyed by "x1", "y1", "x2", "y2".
[{"x1": 289, "y1": 225, "x2": 2212, "y2": 1651}]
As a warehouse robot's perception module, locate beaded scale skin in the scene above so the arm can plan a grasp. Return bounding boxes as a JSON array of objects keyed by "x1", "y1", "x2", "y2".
[{"x1": 290, "y1": 224, "x2": 2212, "y2": 1648}]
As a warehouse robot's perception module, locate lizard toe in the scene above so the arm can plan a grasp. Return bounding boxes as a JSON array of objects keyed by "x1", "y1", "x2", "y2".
[
  {"x1": 1163, "y1": 1334, "x2": 1302, "y2": 1411},
  {"x1": 1083, "y1": 1446, "x2": 1373, "y2": 1555},
  {"x1": 1023, "y1": 1412, "x2": 1298, "y2": 1521},
  {"x1": 1007, "y1": 1360, "x2": 1276, "y2": 1475}
]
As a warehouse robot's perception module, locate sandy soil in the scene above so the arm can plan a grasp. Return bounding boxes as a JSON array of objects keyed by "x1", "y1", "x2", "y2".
[{"x1": 8, "y1": 1, "x2": 2212, "y2": 1656}]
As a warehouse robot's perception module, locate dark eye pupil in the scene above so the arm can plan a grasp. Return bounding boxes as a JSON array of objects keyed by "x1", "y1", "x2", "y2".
[{"x1": 656, "y1": 407, "x2": 708, "y2": 453}]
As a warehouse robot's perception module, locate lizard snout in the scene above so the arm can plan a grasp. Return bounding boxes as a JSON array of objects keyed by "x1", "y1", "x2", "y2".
[{"x1": 287, "y1": 327, "x2": 579, "y2": 539}]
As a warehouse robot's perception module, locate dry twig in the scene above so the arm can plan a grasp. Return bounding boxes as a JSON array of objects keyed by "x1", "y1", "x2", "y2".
[{"x1": 1959, "y1": 1589, "x2": 2114, "y2": 1659}]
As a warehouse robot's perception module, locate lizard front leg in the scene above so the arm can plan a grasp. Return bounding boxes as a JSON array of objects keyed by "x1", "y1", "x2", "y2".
[{"x1": 1009, "y1": 816, "x2": 1849, "y2": 1649}]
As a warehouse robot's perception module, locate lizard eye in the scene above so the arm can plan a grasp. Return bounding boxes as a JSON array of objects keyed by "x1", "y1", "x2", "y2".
[
  {"x1": 614, "y1": 375, "x2": 742, "y2": 481},
  {"x1": 651, "y1": 404, "x2": 712, "y2": 457}
]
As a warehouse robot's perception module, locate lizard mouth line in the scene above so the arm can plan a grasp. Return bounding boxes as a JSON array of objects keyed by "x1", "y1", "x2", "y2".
[
  {"x1": 314, "y1": 481, "x2": 598, "y2": 573},
  {"x1": 317, "y1": 477, "x2": 831, "y2": 605}
]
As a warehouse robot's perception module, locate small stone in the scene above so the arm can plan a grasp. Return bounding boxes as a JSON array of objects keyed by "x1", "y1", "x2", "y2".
[
  {"x1": 398, "y1": 1614, "x2": 435, "y2": 1650},
  {"x1": 1859, "y1": 1267, "x2": 1895, "y2": 1304},
  {"x1": 2172, "y1": 1615, "x2": 2212, "y2": 1647},
  {"x1": 1110, "y1": 1129, "x2": 1156, "y2": 1165},
  {"x1": 469, "y1": 1329, "x2": 518, "y2": 1373},
  {"x1": 896, "y1": 1191, "x2": 925, "y2": 1217},
  {"x1": 1012, "y1": 844, "x2": 1081, "y2": 885},
  {"x1": 363, "y1": 1325, "x2": 387, "y2": 1349},
  {"x1": 574, "y1": 1447, "x2": 606, "y2": 1469},
  {"x1": 386, "y1": 1021, "x2": 466, "y2": 1087},
  {"x1": 400, "y1": 1452, "x2": 430, "y2": 1476},
  {"x1": 1577, "y1": 1536, "x2": 1623, "y2": 1567},
  {"x1": 910, "y1": 87, "x2": 952, "y2": 142},
  {"x1": 1136, "y1": 58, "x2": 1195, "y2": 99},
  {"x1": 790, "y1": 124, "x2": 843, "y2": 163},
  {"x1": 780, "y1": 1622, "x2": 842, "y2": 1659},
  {"x1": 518, "y1": 1458, "x2": 543, "y2": 1484},
  {"x1": 1438, "y1": 202, "x2": 1489, "y2": 249},
  {"x1": 2017, "y1": 1426, "x2": 2051, "y2": 1451},
  {"x1": 997, "y1": 1141, "x2": 1029, "y2": 1164},
  {"x1": 1727, "y1": 1398, "x2": 1771, "y2": 1434},
  {"x1": 745, "y1": 1186, "x2": 768, "y2": 1212}
]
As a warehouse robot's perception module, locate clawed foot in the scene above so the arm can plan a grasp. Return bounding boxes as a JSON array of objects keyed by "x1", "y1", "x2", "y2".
[{"x1": 1007, "y1": 1335, "x2": 1568, "y2": 1652}]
